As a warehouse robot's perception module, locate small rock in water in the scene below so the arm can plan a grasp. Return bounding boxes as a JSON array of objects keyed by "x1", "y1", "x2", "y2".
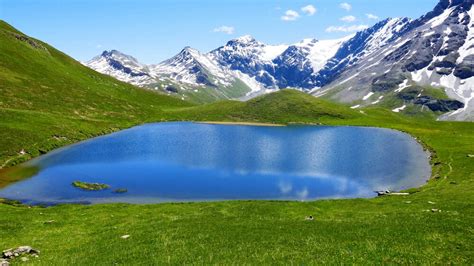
[
  {"x1": 121, "y1": 235, "x2": 130, "y2": 239},
  {"x1": 113, "y1": 188, "x2": 128, "y2": 194}
]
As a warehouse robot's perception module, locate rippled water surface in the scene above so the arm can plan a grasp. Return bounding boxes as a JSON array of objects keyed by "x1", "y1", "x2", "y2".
[{"x1": 0, "y1": 122, "x2": 431, "y2": 204}]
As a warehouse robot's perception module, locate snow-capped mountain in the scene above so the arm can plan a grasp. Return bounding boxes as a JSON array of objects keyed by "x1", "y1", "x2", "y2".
[
  {"x1": 85, "y1": 0, "x2": 473, "y2": 120},
  {"x1": 271, "y1": 37, "x2": 350, "y2": 89},
  {"x1": 208, "y1": 35, "x2": 288, "y2": 88},
  {"x1": 316, "y1": 0, "x2": 473, "y2": 120},
  {"x1": 85, "y1": 50, "x2": 153, "y2": 86},
  {"x1": 151, "y1": 46, "x2": 233, "y2": 87}
]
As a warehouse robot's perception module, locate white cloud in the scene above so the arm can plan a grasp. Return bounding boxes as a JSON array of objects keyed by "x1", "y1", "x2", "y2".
[
  {"x1": 340, "y1": 15, "x2": 356, "y2": 22},
  {"x1": 339, "y1": 2, "x2": 352, "y2": 11},
  {"x1": 281, "y1": 9, "x2": 300, "y2": 21},
  {"x1": 278, "y1": 182, "x2": 293, "y2": 194},
  {"x1": 366, "y1": 13, "x2": 379, "y2": 20},
  {"x1": 213, "y1": 25, "x2": 235, "y2": 35},
  {"x1": 326, "y1": 24, "x2": 369, "y2": 33},
  {"x1": 301, "y1": 5, "x2": 317, "y2": 16},
  {"x1": 297, "y1": 188, "x2": 309, "y2": 200}
]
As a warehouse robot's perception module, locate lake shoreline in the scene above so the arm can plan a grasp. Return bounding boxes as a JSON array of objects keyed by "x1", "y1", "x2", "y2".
[
  {"x1": 0, "y1": 122, "x2": 432, "y2": 205},
  {"x1": 198, "y1": 121, "x2": 286, "y2": 127}
]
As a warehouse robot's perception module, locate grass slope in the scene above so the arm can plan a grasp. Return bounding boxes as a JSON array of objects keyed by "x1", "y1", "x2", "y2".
[
  {"x1": 0, "y1": 21, "x2": 473, "y2": 264},
  {"x1": 0, "y1": 20, "x2": 190, "y2": 167}
]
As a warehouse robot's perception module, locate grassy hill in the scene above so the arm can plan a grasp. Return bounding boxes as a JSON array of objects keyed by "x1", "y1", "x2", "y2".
[
  {"x1": 170, "y1": 89, "x2": 358, "y2": 123},
  {"x1": 0, "y1": 20, "x2": 190, "y2": 167},
  {"x1": 0, "y1": 21, "x2": 473, "y2": 264}
]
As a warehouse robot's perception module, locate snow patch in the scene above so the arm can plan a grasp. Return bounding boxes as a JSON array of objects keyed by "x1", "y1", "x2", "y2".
[
  {"x1": 363, "y1": 92, "x2": 374, "y2": 100},
  {"x1": 392, "y1": 105, "x2": 407, "y2": 113},
  {"x1": 395, "y1": 79, "x2": 409, "y2": 92}
]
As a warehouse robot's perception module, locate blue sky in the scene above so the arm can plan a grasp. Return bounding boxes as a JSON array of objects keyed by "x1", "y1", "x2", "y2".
[{"x1": 1, "y1": 0, "x2": 439, "y2": 63}]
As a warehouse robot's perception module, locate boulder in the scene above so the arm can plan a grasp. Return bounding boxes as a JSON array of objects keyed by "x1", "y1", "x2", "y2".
[{"x1": 2, "y1": 246, "x2": 39, "y2": 259}]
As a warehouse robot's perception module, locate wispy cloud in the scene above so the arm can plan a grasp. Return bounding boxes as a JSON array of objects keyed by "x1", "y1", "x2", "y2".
[
  {"x1": 281, "y1": 9, "x2": 300, "y2": 21},
  {"x1": 297, "y1": 188, "x2": 309, "y2": 200},
  {"x1": 326, "y1": 24, "x2": 368, "y2": 33},
  {"x1": 366, "y1": 13, "x2": 379, "y2": 20},
  {"x1": 213, "y1": 25, "x2": 235, "y2": 34},
  {"x1": 339, "y1": 2, "x2": 352, "y2": 11},
  {"x1": 278, "y1": 181, "x2": 293, "y2": 194},
  {"x1": 301, "y1": 5, "x2": 317, "y2": 16},
  {"x1": 96, "y1": 44, "x2": 103, "y2": 49},
  {"x1": 340, "y1": 15, "x2": 356, "y2": 22}
]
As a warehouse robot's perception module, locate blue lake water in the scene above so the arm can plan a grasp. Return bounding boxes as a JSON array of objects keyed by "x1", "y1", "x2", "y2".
[{"x1": 0, "y1": 122, "x2": 431, "y2": 204}]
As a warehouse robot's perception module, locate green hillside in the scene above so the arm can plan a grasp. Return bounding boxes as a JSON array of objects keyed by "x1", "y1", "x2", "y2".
[
  {"x1": 0, "y1": 20, "x2": 190, "y2": 167},
  {"x1": 171, "y1": 89, "x2": 358, "y2": 123}
]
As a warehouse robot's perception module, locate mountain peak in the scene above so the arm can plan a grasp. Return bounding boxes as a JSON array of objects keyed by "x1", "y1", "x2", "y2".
[
  {"x1": 297, "y1": 38, "x2": 319, "y2": 47},
  {"x1": 101, "y1": 50, "x2": 121, "y2": 57},
  {"x1": 234, "y1": 35, "x2": 256, "y2": 43},
  {"x1": 179, "y1": 46, "x2": 201, "y2": 57}
]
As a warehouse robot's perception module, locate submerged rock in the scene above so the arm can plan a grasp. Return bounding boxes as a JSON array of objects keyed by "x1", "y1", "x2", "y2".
[
  {"x1": 72, "y1": 181, "x2": 110, "y2": 191},
  {"x1": 113, "y1": 188, "x2": 128, "y2": 194}
]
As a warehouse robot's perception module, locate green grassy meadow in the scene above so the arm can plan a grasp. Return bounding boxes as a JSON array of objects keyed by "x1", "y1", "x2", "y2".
[{"x1": 0, "y1": 20, "x2": 473, "y2": 264}]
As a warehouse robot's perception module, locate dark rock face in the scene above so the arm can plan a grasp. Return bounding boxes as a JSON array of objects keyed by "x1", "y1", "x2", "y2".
[
  {"x1": 195, "y1": 73, "x2": 216, "y2": 87},
  {"x1": 372, "y1": 74, "x2": 405, "y2": 92},
  {"x1": 414, "y1": 96, "x2": 465, "y2": 112},
  {"x1": 107, "y1": 58, "x2": 148, "y2": 77},
  {"x1": 454, "y1": 55, "x2": 474, "y2": 79},
  {"x1": 404, "y1": 34, "x2": 444, "y2": 72},
  {"x1": 384, "y1": 40, "x2": 413, "y2": 62},
  {"x1": 165, "y1": 86, "x2": 178, "y2": 93},
  {"x1": 271, "y1": 46, "x2": 315, "y2": 89},
  {"x1": 100, "y1": 50, "x2": 149, "y2": 77},
  {"x1": 398, "y1": 89, "x2": 419, "y2": 101},
  {"x1": 397, "y1": 88, "x2": 465, "y2": 112}
]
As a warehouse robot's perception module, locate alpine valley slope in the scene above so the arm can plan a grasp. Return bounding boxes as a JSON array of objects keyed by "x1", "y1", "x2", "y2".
[{"x1": 86, "y1": 0, "x2": 474, "y2": 121}]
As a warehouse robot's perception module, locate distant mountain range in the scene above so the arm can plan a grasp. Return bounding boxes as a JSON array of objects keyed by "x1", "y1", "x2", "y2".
[{"x1": 85, "y1": 0, "x2": 474, "y2": 120}]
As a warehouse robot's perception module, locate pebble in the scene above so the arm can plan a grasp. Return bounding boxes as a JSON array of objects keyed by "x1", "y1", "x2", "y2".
[
  {"x1": 121, "y1": 235, "x2": 130, "y2": 239},
  {"x1": 431, "y1": 209, "x2": 441, "y2": 213},
  {"x1": 0, "y1": 259, "x2": 9, "y2": 266},
  {"x1": 428, "y1": 201, "x2": 436, "y2": 204}
]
